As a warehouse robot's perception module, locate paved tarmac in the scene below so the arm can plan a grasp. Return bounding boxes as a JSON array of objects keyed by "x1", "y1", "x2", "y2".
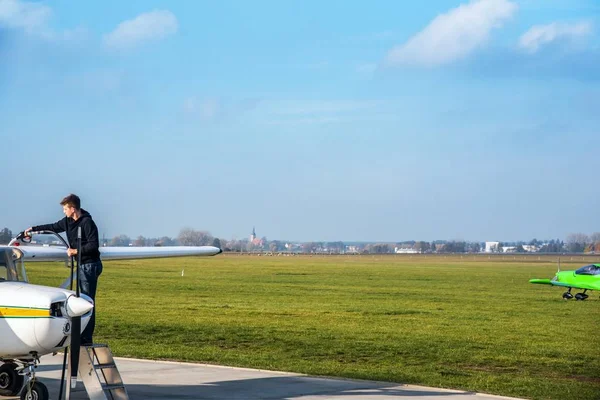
[{"x1": 7, "y1": 354, "x2": 525, "y2": 400}]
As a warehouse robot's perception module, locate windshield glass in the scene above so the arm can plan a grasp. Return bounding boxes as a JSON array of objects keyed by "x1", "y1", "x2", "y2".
[
  {"x1": 0, "y1": 248, "x2": 25, "y2": 282},
  {"x1": 575, "y1": 264, "x2": 600, "y2": 276}
]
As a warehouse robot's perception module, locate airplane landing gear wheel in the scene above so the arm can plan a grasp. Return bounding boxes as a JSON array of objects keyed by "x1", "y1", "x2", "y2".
[
  {"x1": 0, "y1": 362, "x2": 24, "y2": 396},
  {"x1": 562, "y1": 292, "x2": 573, "y2": 300},
  {"x1": 575, "y1": 293, "x2": 588, "y2": 301},
  {"x1": 20, "y1": 381, "x2": 49, "y2": 400}
]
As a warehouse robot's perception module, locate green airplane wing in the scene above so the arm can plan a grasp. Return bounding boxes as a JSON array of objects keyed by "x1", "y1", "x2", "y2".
[{"x1": 529, "y1": 278, "x2": 597, "y2": 291}]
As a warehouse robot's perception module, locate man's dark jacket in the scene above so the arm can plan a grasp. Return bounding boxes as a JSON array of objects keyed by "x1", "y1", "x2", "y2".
[{"x1": 33, "y1": 209, "x2": 101, "y2": 264}]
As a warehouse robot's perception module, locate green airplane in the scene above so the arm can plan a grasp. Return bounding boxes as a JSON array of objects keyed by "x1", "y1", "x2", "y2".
[{"x1": 530, "y1": 263, "x2": 600, "y2": 300}]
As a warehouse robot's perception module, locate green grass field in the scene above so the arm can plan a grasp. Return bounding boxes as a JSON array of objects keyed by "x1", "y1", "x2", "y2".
[{"x1": 28, "y1": 254, "x2": 600, "y2": 400}]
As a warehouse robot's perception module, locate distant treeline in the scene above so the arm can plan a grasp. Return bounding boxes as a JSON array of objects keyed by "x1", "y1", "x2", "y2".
[{"x1": 1, "y1": 227, "x2": 598, "y2": 254}]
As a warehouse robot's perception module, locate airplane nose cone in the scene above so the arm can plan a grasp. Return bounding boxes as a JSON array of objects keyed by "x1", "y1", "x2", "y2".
[{"x1": 66, "y1": 295, "x2": 94, "y2": 317}]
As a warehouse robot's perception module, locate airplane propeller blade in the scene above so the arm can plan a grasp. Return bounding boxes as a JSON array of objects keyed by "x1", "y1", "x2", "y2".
[
  {"x1": 69, "y1": 227, "x2": 83, "y2": 391},
  {"x1": 70, "y1": 316, "x2": 81, "y2": 389}
]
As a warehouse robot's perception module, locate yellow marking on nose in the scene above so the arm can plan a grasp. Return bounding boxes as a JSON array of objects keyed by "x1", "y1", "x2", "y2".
[{"x1": 0, "y1": 306, "x2": 50, "y2": 318}]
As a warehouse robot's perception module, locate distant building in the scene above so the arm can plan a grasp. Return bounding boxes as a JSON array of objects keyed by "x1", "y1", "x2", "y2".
[
  {"x1": 249, "y1": 227, "x2": 263, "y2": 247},
  {"x1": 485, "y1": 241, "x2": 500, "y2": 253},
  {"x1": 395, "y1": 246, "x2": 419, "y2": 254},
  {"x1": 522, "y1": 245, "x2": 539, "y2": 252},
  {"x1": 346, "y1": 245, "x2": 360, "y2": 254}
]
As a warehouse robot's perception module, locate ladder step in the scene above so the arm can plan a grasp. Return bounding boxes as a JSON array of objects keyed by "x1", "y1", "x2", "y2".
[
  {"x1": 95, "y1": 362, "x2": 116, "y2": 369},
  {"x1": 103, "y1": 383, "x2": 126, "y2": 391},
  {"x1": 93, "y1": 346, "x2": 115, "y2": 365},
  {"x1": 84, "y1": 343, "x2": 108, "y2": 348},
  {"x1": 78, "y1": 343, "x2": 129, "y2": 399}
]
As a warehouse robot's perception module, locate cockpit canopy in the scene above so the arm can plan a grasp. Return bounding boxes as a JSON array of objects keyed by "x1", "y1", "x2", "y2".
[
  {"x1": 575, "y1": 264, "x2": 600, "y2": 276},
  {"x1": 0, "y1": 248, "x2": 25, "y2": 282}
]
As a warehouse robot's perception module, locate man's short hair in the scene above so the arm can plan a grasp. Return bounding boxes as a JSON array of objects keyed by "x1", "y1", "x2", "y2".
[{"x1": 60, "y1": 194, "x2": 81, "y2": 210}]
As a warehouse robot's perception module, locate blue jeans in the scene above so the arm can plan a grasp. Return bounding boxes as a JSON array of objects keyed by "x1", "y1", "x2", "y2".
[{"x1": 79, "y1": 260, "x2": 103, "y2": 344}]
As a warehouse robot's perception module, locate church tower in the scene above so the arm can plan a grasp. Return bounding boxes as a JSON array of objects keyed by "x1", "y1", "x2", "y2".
[{"x1": 250, "y1": 227, "x2": 256, "y2": 242}]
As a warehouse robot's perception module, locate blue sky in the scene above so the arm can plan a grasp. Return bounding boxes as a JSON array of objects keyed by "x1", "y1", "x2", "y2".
[{"x1": 1, "y1": 0, "x2": 599, "y2": 242}]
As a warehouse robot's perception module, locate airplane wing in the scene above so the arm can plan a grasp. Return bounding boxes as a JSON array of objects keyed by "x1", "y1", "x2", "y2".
[
  {"x1": 8, "y1": 245, "x2": 221, "y2": 262},
  {"x1": 529, "y1": 278, "x2": 596, "y2": 291},
  {"x1": 9, "y1": 245, "x2": 69, "y2": 262},
  {"x1": 100, "y1": 246, "x2": 222, "y2": 260}
]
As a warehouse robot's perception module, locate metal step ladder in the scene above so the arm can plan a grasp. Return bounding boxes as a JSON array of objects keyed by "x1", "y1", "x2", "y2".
[{"x1": 67, "y1": 344, "x2": 129, "y2": 400}]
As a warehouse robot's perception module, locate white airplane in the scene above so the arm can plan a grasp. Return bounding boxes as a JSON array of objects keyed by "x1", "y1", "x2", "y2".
[{"x1": 0, "y1": 230, "x2": 221, "y2": 400}]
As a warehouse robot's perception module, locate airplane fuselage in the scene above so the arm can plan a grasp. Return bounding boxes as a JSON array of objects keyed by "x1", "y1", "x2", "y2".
[
  {"x1": 553, "y1": 271, "x2": 600, "y2": 290},
  {"x1": 0, "y1": 282, "x2": 92, "y2": 360}
]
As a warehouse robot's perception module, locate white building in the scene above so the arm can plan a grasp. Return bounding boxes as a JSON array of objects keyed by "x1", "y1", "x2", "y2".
[
  {"x1": 485, "y1": 241, "x2": 500, "y2": 253},
  {"x1": 395, "y1": 246, "x2": 420, "y2": 254},
  {"x1": 522, "y1": 245, "x2": 539, "y2": 252}
]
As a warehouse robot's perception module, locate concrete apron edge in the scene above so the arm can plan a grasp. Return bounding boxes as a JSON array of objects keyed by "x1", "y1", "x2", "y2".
[{"x1": 111, "y1": 356, "x2": 526, "y2": 400}]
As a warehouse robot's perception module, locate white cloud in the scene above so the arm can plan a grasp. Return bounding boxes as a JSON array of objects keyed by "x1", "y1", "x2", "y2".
[
  {"x1": 103, "y1": 10, "x2": 178, "y2": 50},
  {"x1": 384, "y1": 0, "x2": 517, "y2": 67},
  {"x1": 0, "y1": 0, "x2": 86, "y2": 42},
  {"x1": 518, "y1": 21, "x2": 593, "y2": 53},
  {"x1": 0, "y1": 0, "x2": 51, "y2": 33}
]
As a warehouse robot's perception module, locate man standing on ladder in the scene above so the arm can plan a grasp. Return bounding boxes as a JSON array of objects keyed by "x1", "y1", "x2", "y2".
[{"x1": 26, "y1": 193, "x2": 103, "y2": 346}]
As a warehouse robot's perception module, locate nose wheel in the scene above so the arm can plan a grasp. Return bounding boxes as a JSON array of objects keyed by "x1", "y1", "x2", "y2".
[
  {"x1": 562, "y1": 288, "x2": 573, "y2": 300},
  {"x1": 19, "y1": 381, "x2": 48, "y2": 400}
]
